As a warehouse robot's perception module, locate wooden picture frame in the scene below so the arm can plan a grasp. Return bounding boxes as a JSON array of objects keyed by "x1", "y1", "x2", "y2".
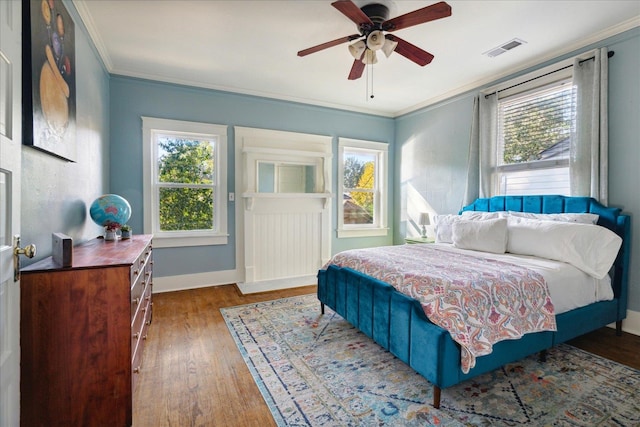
[{"x1": 22, "y1": 0, "x2": 76, "y2": 162}]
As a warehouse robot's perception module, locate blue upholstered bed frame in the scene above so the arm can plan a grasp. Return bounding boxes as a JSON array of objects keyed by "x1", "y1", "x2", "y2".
[{"x1": 317, "y1": 195, "x2": 631, "y2": 408}]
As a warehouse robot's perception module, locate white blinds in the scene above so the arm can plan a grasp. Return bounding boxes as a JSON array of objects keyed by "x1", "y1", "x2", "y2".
[{"x1": 497, "y1": 81, "x2": 575, "y2": 166}]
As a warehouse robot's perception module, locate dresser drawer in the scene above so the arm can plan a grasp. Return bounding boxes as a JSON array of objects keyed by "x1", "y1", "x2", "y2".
[
  {"x1": 130, "y1": 243, "x2": 152, "y2": 321},
  {"x1": 131, "y1": 283, "x2": 152, "y2": 392},
  {"x1": 131, "y1": 282, "x2": 151, "y2": 355},
  {"x1": 130, "y1": 274, "x2": 147, "y2": 322},
  {"x1": 130, "y1": 243, "x2": 151, "y2": 285}
]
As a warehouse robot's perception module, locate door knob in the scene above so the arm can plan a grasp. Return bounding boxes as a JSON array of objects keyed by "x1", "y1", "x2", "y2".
[{"x1": 13, "y1": 235, "x2": 36, "y2": 282}]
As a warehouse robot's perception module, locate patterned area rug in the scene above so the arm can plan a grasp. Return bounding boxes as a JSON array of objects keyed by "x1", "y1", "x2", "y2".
[{"x1": 221, "y1": 294, "x2": 640, "y2": 426}]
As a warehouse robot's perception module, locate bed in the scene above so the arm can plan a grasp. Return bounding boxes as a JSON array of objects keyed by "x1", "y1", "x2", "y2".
[{"x1": 317, "y1": 195, "x2": 631, "y2": 408}]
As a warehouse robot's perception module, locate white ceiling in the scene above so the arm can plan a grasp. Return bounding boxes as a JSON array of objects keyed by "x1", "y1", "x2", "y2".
[{"x1": 73, "y1": 0, "x2": 640, "y2": 117}]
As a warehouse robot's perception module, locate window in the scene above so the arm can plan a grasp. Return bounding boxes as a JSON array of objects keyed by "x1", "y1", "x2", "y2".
[
  {"x1": 495, "y1": 79, "x2": 575, "y2": 195},
  {"x1": 478, "y1": 58, "x2": 578, "y2": 197},
  {"x1": 142, "y1": 117, "x2": 227, "y2": 248},
  {"x1": 477, "y1": 50, "x2": 609, "y2": 201},
  {"x1": 338, "y1": 138, "x2": 388, "y2": 238}
]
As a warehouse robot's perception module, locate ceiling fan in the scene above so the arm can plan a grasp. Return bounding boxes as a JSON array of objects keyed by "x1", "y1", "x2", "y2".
[{"x1": 297, "y1": 1, "x2": 452, "y2": 80}]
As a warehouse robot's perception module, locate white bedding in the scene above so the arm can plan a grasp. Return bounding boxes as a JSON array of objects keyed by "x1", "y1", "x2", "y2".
[{"x1": 431, "y1": 243, "x2": 613, "y2": 314}]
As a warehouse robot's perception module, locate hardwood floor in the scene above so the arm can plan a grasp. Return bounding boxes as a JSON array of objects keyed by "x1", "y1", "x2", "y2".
[
  {"x1": 133, "y1": 285, "x2": 316, "y2": 427},
  {"x1": 133, "y1": 284, "x2": 640, "y2": 426}
]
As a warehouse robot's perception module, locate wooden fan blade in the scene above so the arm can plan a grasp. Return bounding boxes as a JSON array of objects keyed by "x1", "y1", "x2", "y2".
[
  {"x1": 298, "y1": 34, "x2": 360, "y2": 57},
  {"x1": 332, "y1": 0, "x2": 373, "y2": 27},
  {"x1": 387, "y1": 35, "x2": 434, "y2": 66},
  {"x1": 348, "y1": 59, "x2": 365, "y2": 80},
  {"x1": 383, "y1": 1, "x2": 451, "y2": 32}
]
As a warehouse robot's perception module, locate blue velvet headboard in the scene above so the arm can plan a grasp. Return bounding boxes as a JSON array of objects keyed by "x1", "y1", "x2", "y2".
[{"x1": 460, "y1": 195, "x2": 631, "y2": 320}]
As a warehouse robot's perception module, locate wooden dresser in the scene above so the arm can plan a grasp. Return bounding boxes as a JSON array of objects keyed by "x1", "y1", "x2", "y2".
[{"x1": 20, "y1": 235, "x2": 153, "y2": 427}]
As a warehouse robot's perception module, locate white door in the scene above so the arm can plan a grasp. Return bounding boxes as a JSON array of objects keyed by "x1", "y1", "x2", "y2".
[{"x1": 1, "y1": 1, "x2": 23, "y2": 425}]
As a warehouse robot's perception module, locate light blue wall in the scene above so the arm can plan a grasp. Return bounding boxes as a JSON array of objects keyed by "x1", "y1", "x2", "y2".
[
  {"x1": 21, "y1": 0, "x2": 111, "y2": 266},
  {"x1": 394, "y1": 27, "x2": 640, "y2": 312},
  {"x1": 109, "y1": 78, "x2": 395, "y2": 278}
]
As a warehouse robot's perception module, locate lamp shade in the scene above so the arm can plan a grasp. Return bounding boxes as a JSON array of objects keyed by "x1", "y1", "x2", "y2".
[
  {"x1": 348, "y1": 40, "x2": 366, "y2": 59},
  {"x1": 382, "y1": 37, "x2": 398, "y2": 58},
  {"x1": 366, "y1": 30, "x2": 385, "y2": 51},
  {"x1": 419, "y1": 212, "x2": 430, "y2": 226},
  {"x1": 362, "y1": 49, "x2": 378, "y2": 65}
]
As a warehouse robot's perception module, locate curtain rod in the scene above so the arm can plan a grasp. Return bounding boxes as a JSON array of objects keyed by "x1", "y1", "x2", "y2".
[{"x1": 485, "y1": 50, "x2": 615, "y2": 98}]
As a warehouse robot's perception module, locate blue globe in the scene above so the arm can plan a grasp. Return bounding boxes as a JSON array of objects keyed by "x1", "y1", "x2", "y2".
[{"x1": 89, "y1": 194, "x2": 131, "y2": 229}]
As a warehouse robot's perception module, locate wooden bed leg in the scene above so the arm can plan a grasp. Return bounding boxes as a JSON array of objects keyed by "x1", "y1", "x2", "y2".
[
  {"x1": 539, "y1": 349, "x2": 547, "y2": 363},
  {"x1": 433, "y1": 386, "x2": 441, "y2": 409},
  {"x1": 320, "y1": 303, "x2": 325, "y2": 315},
  {"x1": 616, "y1": 320, "x2": 622, "y2": 336}
]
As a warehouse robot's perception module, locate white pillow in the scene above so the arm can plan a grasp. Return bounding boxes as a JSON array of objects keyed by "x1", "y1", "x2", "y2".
[
  {"x1": 436, "y1": 212, "x2": 505, "y2": 243},
  {"x1": 460, "y1": 211, "x2": 507, "y2": 220},
  {"x1": 506, "y1": 217, "x2": 622, "y2": 279},
  {"x1": 508, "y1": 211, "x2": 599, "y2": 224},
  {"x1": 452, "y1": 218, "x2": 508, "y2": 254},
  {"x1": 434, "y1": 214, "x2": 460, "y2": 243}
]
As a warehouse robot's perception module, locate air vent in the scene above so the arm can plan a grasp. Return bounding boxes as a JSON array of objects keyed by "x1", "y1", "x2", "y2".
[{"x1": 483, "y1": 38, "x2": 527, "y2": 58}]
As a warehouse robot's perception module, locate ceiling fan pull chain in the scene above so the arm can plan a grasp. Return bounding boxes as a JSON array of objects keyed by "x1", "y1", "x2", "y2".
[
  {"x1": 365, "y1": 62, "x2": 374, "y2": 101},
  {"x1": 370, "y1": 63, "x2": 374, "y2": 99},
  {"x1": 366, "y1": 63, "x2": 369, "y2": 100}
]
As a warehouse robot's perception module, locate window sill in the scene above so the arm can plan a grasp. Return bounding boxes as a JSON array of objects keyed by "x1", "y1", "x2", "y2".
[
  {"x1": 337, "y1": 227, "x2": 389, "y2": 238},
  {"x1": 152, "y1": 234, "x2": 229, "y2": 248}
]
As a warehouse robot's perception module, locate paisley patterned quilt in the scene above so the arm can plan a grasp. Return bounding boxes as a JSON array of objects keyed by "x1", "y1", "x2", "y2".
[{"x1": 326, "y1": 244, "x2": 557, "y2": 373}]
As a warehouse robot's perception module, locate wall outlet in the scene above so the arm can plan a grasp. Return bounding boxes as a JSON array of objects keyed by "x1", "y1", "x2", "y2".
[{"x1": 229, "y1": 192, "x2": 235, "y2": 202}]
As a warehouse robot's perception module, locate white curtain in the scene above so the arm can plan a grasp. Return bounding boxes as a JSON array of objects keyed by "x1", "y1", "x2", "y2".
[
  {"x1": 463, "y1": 96, "x2": 480, "y2": 206},
  {"x1": 570, "y1": 48, "x2": 609, "y2": 203},
  {"x1": 464, "y1": 92, "x2": 497, "y2": 207},
  {"x1": 479, "y1": 93, "x2": 498, "y2": 199}
]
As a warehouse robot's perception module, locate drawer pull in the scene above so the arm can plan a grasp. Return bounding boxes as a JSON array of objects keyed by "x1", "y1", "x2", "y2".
[
  {"x1": 133, "y1": 367, "x2": 141, "y2": 374},
  {"x1": 143, "y1": 334, "x2": 148, "y2": 340},
  {"x1": 133, "y1": 269, "x2": 139, "y2": 276},
  {"x1": 133, "y1": 332, "x2": 140, "y2": 339},
  {"x1": 133, "y1": 298, "x2": 140, "y2": 306}
]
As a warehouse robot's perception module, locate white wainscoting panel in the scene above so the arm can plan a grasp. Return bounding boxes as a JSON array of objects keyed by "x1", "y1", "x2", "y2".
[
  {"x1": 243, "y1": 196, "x2": 328, "y2": 288},
  {"x1": 251, "y1": 210, "x2": 321, "y2": 282}
]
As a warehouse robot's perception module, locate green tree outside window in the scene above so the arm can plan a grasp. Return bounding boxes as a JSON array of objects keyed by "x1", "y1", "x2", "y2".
[{"x1": 157, "y1": 137, "x2": 216, "y2": 231}]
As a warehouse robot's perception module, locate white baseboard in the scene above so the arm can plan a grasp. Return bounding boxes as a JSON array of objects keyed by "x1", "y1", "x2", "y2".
[
  {"x1": 237, "y1": 275, "x2": 317, "y2": 294},
  {"x1": 152, "y1": 269, "x2": 239, "y2": 293},
  {"x1": 608, "y1": 309, "x2": 640, "y2": 336},
  {"x1": 152, "y1": 270, "x2": 317, "y2": 295}
]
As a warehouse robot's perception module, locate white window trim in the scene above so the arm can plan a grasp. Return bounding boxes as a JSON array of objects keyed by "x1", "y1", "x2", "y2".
[
  {"x1": 337, "y1": 138, "x2": 389, "y2": 238},
  {"x1": 142, "y1": 117, "x2": 228, "y2": 248}
]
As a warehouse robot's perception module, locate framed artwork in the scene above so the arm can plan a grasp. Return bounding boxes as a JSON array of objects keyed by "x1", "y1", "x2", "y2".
[{"x1": 23, "y1": 0, "x2": 76, "y2": 162}]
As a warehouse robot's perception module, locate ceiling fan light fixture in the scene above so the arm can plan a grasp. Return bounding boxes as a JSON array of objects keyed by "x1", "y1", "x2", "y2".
[
  {"x1": 348, "y1": 40, "x2": 366, "y2": 59},
  {"x1": 366, "y1": 30, "x2": 385, "y2": 51},
  {"x1": 381, "y1": 38, "x2": 398, "y2": 58},
  {"x1": 362, "y1": 49, "x2": 378, "y2": 65}
]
